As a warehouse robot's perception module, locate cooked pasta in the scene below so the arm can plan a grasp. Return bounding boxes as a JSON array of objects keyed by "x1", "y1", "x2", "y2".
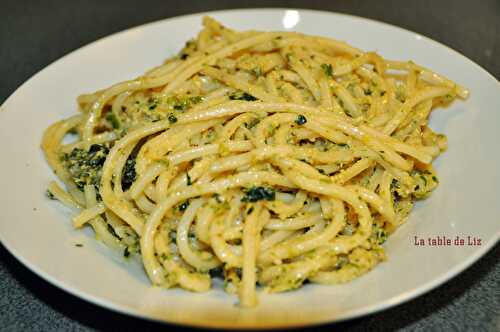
[{"x1": 42, "y1": 17, "x2": 468, "y2": 307}]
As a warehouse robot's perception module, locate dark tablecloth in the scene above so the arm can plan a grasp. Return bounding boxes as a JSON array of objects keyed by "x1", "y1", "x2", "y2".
[{"x1": 1, "y1": 1, "x2": 499, "y2": 331}]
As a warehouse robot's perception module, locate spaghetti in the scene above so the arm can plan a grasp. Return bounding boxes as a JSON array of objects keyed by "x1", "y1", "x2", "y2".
[{"x1": 42, "y1": 17, "x2": 468, "y2": 307}]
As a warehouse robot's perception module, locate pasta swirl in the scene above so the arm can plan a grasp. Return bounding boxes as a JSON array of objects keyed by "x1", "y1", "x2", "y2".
[{"x1": 42, "y1": 16, "x2": 467, "y2": 307}]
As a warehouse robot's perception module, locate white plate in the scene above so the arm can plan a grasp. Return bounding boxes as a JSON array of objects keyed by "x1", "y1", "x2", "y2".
[{"x1": 1, "y1": 8, "x2": 499, "y2": 329}]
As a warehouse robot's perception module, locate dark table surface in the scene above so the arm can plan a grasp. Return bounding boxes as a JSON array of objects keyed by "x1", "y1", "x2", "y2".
[{"x1": 1, "y1": 1, "x2": 499, "y2": 331}]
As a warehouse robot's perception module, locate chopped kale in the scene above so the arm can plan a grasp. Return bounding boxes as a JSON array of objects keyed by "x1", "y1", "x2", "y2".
[
  {"x1": 209, "y1": 266, "x2": 224, "y2": 279},
  {"x1": 178, "y1": 200, "x2": 190, "y2": 212},
  {"x1": 167, "y1": 96, "x2": 202, "y2": 111},
  {"x1": 321, "y1": 63, "x2": 333, "y2": 77},
  {"x1": 105, "y1": 112, "x2": 120, "y2": 129},
  {"x1": 87, "y1": 144, "x2": 108, "y2": 167},
  {"x1": 168, "y1": 114, "x2": 178, "y2": 124},
  {"x1": 295, "y1": 114, "x2": 307, "y2": 125},
  {"x1": 121, "y1": 157, "x2": 136, "y2": 191},
  {"x1": 147, "y1": 97, "x2": 160, "y2": 111},
  {"x1": 372, "y1": 226, "x2": 388, "y2": 245},
  {"x1": 390, "y1": 179, "x2": 402, "y2": 203},
  {"x1": 411, "y1": 169, "x2": 439, "y2": 199},
  {"x1": 62, "y1": 144, "x2": 110, "y2": 193},
  {"x1": 229, "y1": 91, "x2": 258, "y2": 101},
  {"x1": 213, "y1": 193, "x2": 223, "y2": 203},
  {"x1": 123, "y1": 247, "x2": 130, "y2": 258},
  {"x1": 241, "y1": 186, "x2": 276, "y2": 202},
  {"x1": 46, "y1": 189, "x2": 56, "y2": 200},
  {"x1": 186, "y1": 172, "x2": 192, "y2": 186},
  {"x1": 420, "y1": 175, "x2": 427, "y2": 186},
  {"x1": 107, "y1": 223, "x2": 120, "y2": 239}
]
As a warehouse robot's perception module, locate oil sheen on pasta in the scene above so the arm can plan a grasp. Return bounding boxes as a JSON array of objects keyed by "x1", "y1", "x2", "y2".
[{"x1": 41, "y1": 17, "x2": 468, "y2": 307}]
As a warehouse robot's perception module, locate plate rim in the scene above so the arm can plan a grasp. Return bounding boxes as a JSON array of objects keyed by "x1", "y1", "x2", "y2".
[{"x1": 1, "y1": 8, "x2": 499, "y2": 329}]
